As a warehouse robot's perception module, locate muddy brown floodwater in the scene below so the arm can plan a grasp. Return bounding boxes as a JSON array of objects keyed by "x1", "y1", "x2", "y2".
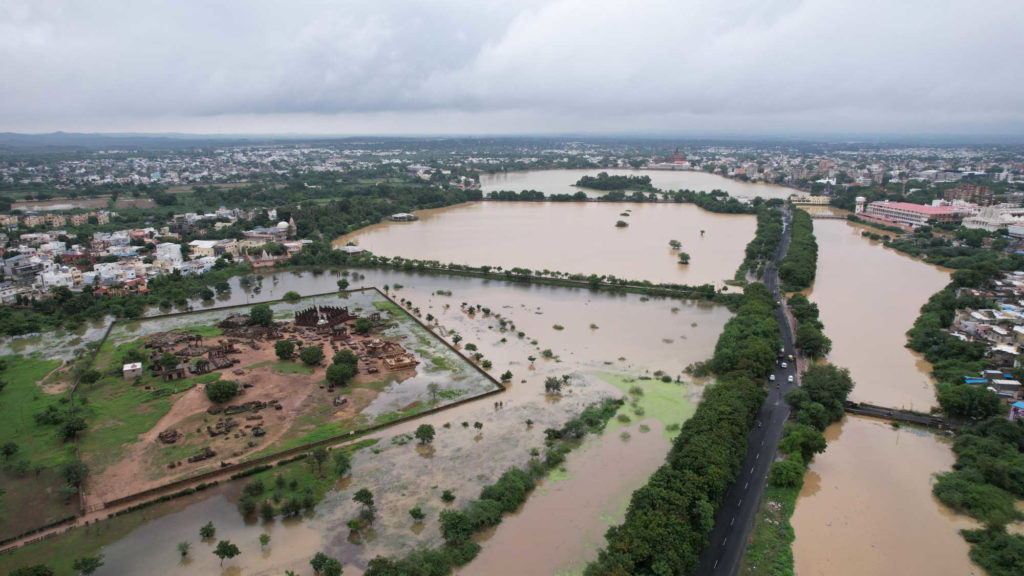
[
  {"x1": 63, "y1": 269, "x2": 729, "y2": 575},
  {"x1": 480, "y1": 169, "x2": 795, "y2": 200},
  {"x1": 336, "y1": 201, "x2": 755, "y2": 286},
  {"x1": 791, "y1": 416, "x2": 977, "y2": 576},
  {"x1": 804, "y1": 220, "x2": 949, "y2": 410},
  {"x1": 792, "y1": 220, "x2": 976, "y2": 576}
]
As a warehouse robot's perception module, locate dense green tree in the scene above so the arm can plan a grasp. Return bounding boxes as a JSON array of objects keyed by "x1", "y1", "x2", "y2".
[
  {"x1": 938, "y1": 385, "x2": 1003, "y2": 419},
  {"x1": 769, "y1": 457, "x2": 806, "y2": 487},
  {"x1": 61, "y1": 459, "x2": 89, "y2": 489},
  {"x1": 415, "y1": 424, "x2": 436, "y2": 445},
  {"x1": 439, "y1": 510, "x2": 474, "y2": 545},
  {"x1": 333, "y1": 349, "x2": 358, "y2": 367},
  {"x1": 300, "y1": 346, "x2": 324, "y2": 365},
  {"x1": 71, "y1": 554, "x2": 104, "y2": 576},
  {"x1": 199, "y1": 521, "x2": 216, "y2": 539},
  {"x1": 274, "y1": 339, "x2": 295, "y2": 360},
  {"x1": 213, "y1": 540, "x2": 240, "y2": 566},
  {"x1": 333, "y1": 450, "x2": 352, "y2": 477},
  {"x1": 326, "y1": 363, "x2": 356, "y2": 387},
  {"x1": 796, "y1": 323, "x2": 832, "y2": 358},
  {"x1": 249, "y1": 304, "x2": 273, "y2": 326},
  {"x1": 778, "y1": 423, "x2": 827, "y2": 462},
  {"x1": 205, "y1": 379, "x2": 239, "y2": 404}
]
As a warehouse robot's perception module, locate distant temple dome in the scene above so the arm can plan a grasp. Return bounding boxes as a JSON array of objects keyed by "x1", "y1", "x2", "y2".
[
  {"x1": 671, "y1": 148, "x2": 686, "y2": 164},
  {"x1": 276, "y1": 221, "x2": 290, "y2": 229}
]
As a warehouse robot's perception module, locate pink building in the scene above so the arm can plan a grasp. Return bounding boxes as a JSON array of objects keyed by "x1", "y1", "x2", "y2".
[{"x1": 864, "y1": 201, "x2": 963, "y2": 227}]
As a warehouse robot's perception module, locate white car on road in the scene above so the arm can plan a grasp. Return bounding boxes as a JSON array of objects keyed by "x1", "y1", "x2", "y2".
[{"x1": 787, "y1": 375, "x2": 794, "y2": 383}]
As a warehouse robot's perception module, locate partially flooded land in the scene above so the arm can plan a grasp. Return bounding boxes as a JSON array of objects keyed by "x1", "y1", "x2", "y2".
[
  {"x1": 0, "y1": 269, "x2": 731, "y2": 575},
  {"x1": 79, "y1": 289, "x2": 497, "y2": 508},
  {"x1": 791, "y1": 220, "x2": 976, "y2": 575},
  {"x1": 336, "y1": 201, "x2": 755, "y2": 286}
]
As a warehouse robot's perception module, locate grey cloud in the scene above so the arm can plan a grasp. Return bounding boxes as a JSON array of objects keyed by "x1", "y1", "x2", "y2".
[{"x1": 0, "y1": 0, "x2": 1021, "y2": 134}]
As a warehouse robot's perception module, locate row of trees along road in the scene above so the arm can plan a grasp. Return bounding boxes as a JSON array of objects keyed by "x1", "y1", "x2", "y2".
[
  {"x1": 583, "y1": 284, "x2": 777, "y2": 575},
  {"x1": 778, "y1": 209, "x2": 818, "y2": 291}
]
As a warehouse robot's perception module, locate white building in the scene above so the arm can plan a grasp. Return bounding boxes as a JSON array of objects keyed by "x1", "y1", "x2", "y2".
[
  {"x1": 188, "y1": 240, "x2": 218, "y2": 258},
  {"x1": 122, "y1": 362, "x2": 143, "y2": 379},
  {"x1": 155, "y1": 242, "x2": 183, "y2": 264}
]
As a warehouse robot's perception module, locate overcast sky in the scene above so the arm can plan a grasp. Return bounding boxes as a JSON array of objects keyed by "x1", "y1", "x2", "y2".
[{"x1": 1, "y1": 0, "x2": 1022, "y2": 136}]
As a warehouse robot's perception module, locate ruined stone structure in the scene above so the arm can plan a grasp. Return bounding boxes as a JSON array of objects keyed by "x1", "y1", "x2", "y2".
[{"x1": 294, "y1": 305, "x2": 357, "y2": 329}]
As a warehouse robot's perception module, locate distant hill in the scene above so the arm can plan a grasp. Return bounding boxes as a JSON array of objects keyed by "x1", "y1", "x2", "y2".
[{"x1": 0, "y1": 131, "x2": 278, "y2": 152}]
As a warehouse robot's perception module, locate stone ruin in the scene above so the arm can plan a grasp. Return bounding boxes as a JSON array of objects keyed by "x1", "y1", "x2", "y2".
[
  {"x1": 294, "y1": 305, "x2": 357, "y2": 329},
  {"x1": 206, "y1": 417, "x2": 239, "y2": 437},
  {"x1": 157, "y1": 428, "x2": 181, "y2": 444},
  {"x1": 187, "y1": 447, "x2": 216, "y2": 463}
]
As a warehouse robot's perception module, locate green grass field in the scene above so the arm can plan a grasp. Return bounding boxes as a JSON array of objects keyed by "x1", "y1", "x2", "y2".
[
  {"x1": 598, "y1": 372, "x2": 694, "y2": 442},
  {"x1": 740, "y1": 482, "x2": 801, "y2": 576},
  {"x1": 0, "y1": 355, "x2": 71, "y2": 468}
]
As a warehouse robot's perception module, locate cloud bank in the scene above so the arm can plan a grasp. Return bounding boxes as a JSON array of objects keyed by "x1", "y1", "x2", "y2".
[{"x1": 1, "y1": 0, "x2": 1021, "y2": 135}]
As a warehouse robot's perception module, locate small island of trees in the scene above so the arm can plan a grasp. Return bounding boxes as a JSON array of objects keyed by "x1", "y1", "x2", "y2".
[{"x1": 575, "y1": 172, "x2": 655, "y2": 191}]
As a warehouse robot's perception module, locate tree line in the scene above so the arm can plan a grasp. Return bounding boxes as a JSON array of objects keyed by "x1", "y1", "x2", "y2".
[
  {"x1": 735, "y1": 207, "x2": 783, "y2": 281},
  {"x1": 583, "y1": 284, "x2": 777, "y2": 575},
  {"x1": 362, "y1": 398, "x2": 623, "y2": 576},
  {"x1": 485, "y1": 187, "x2": 772, "y2": 215},
  {"x1": 778, "y1": 209, "x2": 817, "y2": 291},
  {"x1": 900, "y1": 262, "x2": 1024, "y2": 575},
  {"x1": 574, "y1": 172, "x2": 655, "y2": 191}
]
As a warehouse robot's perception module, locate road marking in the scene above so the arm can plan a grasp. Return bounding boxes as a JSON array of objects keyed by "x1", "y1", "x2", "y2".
[
  {"x1": 750, "y1": 467, "x2": 754, "y2": 474},
  {"x1": 730, "y1": 517, "x2": 735, "y2": 526},
  {"x1": 714, "y1": 560, "x2": 719, "y2": 569},
  {"x1": 738, "y1": 499, "x2": 742, "y2": 507},
  {"x1": 722, "y1": 537, "x2": 727, "y2": 547},
  {"x1": 756, "y1": 453, "x2": 760, "y2": 460}
]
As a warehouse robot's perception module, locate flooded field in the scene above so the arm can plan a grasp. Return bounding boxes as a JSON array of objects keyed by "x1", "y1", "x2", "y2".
[
  {"x1": 82, "y1": 288, "x2": 500, "y2": 506},
  {"x1": 2, "y1": 268, "x2": 729, "y2": 575},
  {"x1": 336, "y1": 202, "x2": 755, "y2": 286},
  {"x1": 792, "y1": 220, "x2": 972, "y2": 576},
  {"x1": 791, "y1": 416, "x2": 977, "y2": 576},
  {"x1": 804, "y1": 220, "x2": 949, "y2": 409},
  {"x1": 481, "y1": 169, "x2": 793, "y2": 200}
]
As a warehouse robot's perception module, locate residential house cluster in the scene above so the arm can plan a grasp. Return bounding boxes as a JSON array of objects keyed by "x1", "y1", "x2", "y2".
[{"x1": 951, "y1": 272, "x2": 1024, "y2": 404}]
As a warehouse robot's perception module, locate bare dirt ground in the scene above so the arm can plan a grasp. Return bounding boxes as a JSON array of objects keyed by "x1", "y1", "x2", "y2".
[
  {"x1": 84, "y1": 333, "x2": 417, "y2": 507},
  {"x1": 113, "y1": 196, "x2": 155, "y2": 209},
  {"x1": 12, "y1": 196, "x2": 109, "y2": 211}
]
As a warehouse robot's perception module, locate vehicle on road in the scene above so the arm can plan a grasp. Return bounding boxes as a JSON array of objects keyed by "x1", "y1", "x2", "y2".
[
  {"x1": 769, "y1": 374, "x2": 776, "y2": 382},
  {"x1": 788, "y1": 375, "x2": 794, "y2": 383},
  {"x1": 781, "y1": 362, "x2": 787, "y2": 369}
]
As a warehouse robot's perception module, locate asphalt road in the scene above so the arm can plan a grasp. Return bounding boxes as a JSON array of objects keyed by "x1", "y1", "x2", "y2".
[{"x1": 694, "y1": 206, "x2": 796, "y2": 576}]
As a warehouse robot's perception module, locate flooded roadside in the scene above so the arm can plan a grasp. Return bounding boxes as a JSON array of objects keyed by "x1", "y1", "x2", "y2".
[
  {"x1": 804, "y1": 220, "x2": 949, "y2": 409},
  {"x1": 792, "y1": 220, "x2": 974, "y2": 576},
  {"x1": 791, "y1": 416, "x2": 977, "y2": 576}
]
